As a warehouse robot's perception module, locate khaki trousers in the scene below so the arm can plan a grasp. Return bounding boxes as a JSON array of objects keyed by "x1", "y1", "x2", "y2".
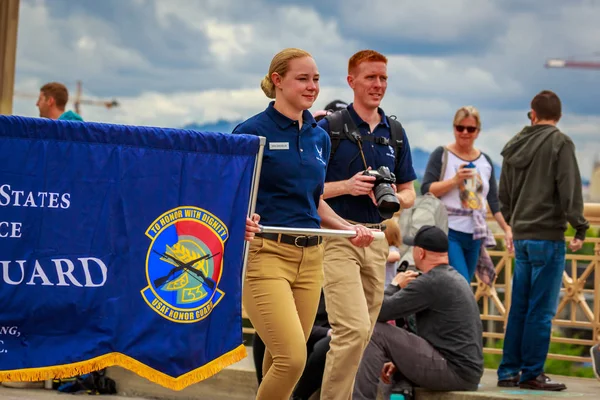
[
  {"x1": 243, "y1": 236, "x2": 324, "y2": 400},
  {"x1": 319, "y1": 235, "x2": 388, "y2": 400}
]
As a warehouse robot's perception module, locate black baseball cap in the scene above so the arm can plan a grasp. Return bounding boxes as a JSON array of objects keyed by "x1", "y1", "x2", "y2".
[
  {"x1": 402, "y1": 225, "x2": 448, "y2": 252},
  {"x1": 324, "y1": 99, "x2": 348, "y2": 112}
]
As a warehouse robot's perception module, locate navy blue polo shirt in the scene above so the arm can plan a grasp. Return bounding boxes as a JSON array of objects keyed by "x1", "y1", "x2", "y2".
[
  {"x1": 233, "y1": 102, "x2": 330, "y2": 229},
  {"x1": 318, "y1": 104, "x2": 416, "y2": 224}
]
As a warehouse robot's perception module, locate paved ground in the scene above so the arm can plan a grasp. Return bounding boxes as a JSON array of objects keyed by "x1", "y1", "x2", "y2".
[
  {"x1": 0, "y1": 386, "x2": 148, "y2": 400},
  {"x1": 416, "y1": 370, "x2": 600, "y2": 400},
  {"x1": 1, "y1": 349, "x2": 598, "y2": 400}
]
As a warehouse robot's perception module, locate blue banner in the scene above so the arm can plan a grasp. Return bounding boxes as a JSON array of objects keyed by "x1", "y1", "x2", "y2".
[{"x1": 0, "y1": 116, "x2": 259, "y2": 390}]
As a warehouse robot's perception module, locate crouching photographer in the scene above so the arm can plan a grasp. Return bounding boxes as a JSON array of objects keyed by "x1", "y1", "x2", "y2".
[{"x1": 353, "y1": 225, "x2": 484, "y2": 400}]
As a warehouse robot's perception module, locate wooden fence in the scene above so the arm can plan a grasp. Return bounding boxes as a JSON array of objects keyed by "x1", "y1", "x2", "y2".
[{"x1": 243, "y1": 203, "x2": 600, "y2": 364}]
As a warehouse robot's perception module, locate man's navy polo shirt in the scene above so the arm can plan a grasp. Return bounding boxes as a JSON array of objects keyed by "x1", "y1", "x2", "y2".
[
  {"x1": 318, "y1": 103, "x2": 417, "y2": 224},
  {"x1": 233, "y1": 102, "x2": 331, "y2": 229}
]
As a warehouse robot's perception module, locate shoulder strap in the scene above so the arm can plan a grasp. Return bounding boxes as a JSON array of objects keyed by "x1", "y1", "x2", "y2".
[
  {"x1": 326, "y1": 111, "x2": 405, "y2": 167},
  {"x1": 387, "y1": 116, "x2": 404, "y2": 169},
  {"x1": 324, "y1": 109, "x2": 358, "y2": 163},
  {"x1": 482, "y1": 152, "x2": 495, "y2": 175},
  {"x1": 439, "y1": 146, "x2": 449, "y2": 181}
]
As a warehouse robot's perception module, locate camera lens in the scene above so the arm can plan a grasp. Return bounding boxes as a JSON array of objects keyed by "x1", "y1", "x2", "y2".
[{"x1": 374, "y1": 183, "x2": 400, "y2": 219}]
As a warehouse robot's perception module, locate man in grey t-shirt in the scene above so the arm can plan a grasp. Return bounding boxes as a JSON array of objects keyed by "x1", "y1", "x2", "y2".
[{"x1": 353, "y1": 226, "x2": 484, "y2": 399}]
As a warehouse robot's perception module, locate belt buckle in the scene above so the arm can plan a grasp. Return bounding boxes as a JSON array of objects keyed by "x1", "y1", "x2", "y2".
[{"x1": 294, "y1": 235, "x2": 308, "y2": 247}]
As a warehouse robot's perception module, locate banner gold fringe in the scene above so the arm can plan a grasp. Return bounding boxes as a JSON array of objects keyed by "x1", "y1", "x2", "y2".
[{"x1": 0, "y1": 344, "x2": 247, "y2": 391}]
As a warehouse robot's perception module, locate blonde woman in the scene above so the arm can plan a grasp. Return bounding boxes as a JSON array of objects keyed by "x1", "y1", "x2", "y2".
[
  {"x1": 421, "y1": 106, "x2": 512, "y2": 283},
  {"x1": 234, "y1": 48, "x2": 374, "y2": 400}
]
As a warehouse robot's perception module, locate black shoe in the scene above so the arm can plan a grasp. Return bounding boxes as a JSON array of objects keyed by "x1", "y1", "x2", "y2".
[
  {"x1": 591, "y1": 344, "x2": 600, "y2": 381},
  {"x1": 497, "y1": 375, "x2": 520, "y2": 387},
  {"x1": 519, "y1": 374, "x2": 566, "y2": 391}
]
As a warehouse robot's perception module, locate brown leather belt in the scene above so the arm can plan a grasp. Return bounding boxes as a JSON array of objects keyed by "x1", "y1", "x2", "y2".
[
  {"x1": 346, "y1": 220, "x2": 387, "y2": 231},
  {"x1": 256, "y1": 232, "x2": 323, "y2": 248}
]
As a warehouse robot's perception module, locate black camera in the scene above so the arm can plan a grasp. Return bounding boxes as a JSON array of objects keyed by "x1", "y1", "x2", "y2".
[
  {"x1": 362, "y1": 166, "x2": 400, "y2": 219},
  {"x1": 396, "y1": 261, "x2": 422, "y2": 276}
]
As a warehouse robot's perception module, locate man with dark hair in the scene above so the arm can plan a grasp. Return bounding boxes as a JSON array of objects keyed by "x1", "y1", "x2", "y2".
[
  {"x1": 312, "y1": 99, "x2": 348, "y2": 122},
  {"x1": 530, "y1": 90, "x2": 562, "y2": 121},
  {"x1": 497, "y1": 90, "x2": 589, "y2": 391},
  {"x1": 353, "y1": 225, "x2": 483, "y2": 399},
  {"x1": 36, "y1": 82, "x2": 83, "y2": 121}
]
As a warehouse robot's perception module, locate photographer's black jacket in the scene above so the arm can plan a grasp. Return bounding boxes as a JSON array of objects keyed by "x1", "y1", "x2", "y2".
[{"x1": 379, "y1": 264, "x2": 483, "y2": 385}]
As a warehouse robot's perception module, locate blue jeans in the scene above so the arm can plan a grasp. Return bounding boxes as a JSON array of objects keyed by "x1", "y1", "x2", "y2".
[
  {"x1": 448, "y1": 229, "x2": 482, "y2": 283},
  {"x1": 497, "y1": 240, "x2": 566, "y2": 382}
]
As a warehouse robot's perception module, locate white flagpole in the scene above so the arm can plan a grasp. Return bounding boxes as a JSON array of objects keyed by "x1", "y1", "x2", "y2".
[
  {"x1": 258, "y1": 225, "x2": 386, "y2": 240},
  {"x1": 241, "y1": 136, "x2": 266, "y2": 294}
]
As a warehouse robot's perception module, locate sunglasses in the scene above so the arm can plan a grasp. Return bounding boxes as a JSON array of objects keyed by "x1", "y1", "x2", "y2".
[
  {"x1": 455, "y1": 125, "x2": 478, "y2": 133},
  {"x1": 527, "y1": 111, "x2": 532, "y2": 120}
]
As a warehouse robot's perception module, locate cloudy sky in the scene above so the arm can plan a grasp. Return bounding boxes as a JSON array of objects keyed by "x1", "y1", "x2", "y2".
[{"x1": 12, "y1": 0, "x2": 600, "y2": 178}]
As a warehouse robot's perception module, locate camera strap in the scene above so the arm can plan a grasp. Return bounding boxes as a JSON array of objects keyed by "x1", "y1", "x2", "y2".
[
  {"x1": 325, "y1": 109, "x2": 404, "y2": 171},
  {"x1": 355, "y1": 137, "x2": 369, "y2": 170}
]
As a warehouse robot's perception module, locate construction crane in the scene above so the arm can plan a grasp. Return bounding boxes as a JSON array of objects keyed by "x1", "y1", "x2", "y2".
[
  {"x1": 13, "y1": 80, "x2": 119, "y2": 115},
  {"x1": 545, "y1": 57, "x2": 600, "y2": 70},
  {"x1": 71, "y1": 80, "x2": 119, "y2": 115}
]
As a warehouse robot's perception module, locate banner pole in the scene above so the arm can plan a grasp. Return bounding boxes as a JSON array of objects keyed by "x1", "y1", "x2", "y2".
[
  {"x1": 258, "y1": 225, "x2": 386, "y2": 241},
  {"x1": 241, "y1": 136, "x2": 266, "y2": 295}
]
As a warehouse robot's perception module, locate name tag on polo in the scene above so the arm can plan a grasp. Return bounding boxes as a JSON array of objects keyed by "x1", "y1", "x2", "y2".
[{"x1": 269, "y1": 142, "x2": 289, "y2": 150}]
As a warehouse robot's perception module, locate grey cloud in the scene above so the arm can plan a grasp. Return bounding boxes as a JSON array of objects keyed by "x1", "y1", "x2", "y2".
[
  {"x1": 336, "y1": 0, "x2": 506, "y2": 46},
  {"x1": 16, "y1": 0, "x2": 359, "y2": 99},
  {"x1": 12, "y1": 0, "x2": 600, "y2": 172}
]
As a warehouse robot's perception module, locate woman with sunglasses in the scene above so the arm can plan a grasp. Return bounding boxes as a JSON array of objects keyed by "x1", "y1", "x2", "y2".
[{"x1": 421, "y1": 106, "x2": 513, "y2": 283}]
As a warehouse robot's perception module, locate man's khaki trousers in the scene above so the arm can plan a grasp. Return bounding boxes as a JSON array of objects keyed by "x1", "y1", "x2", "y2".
[{"x1": 320, "y1": 235, "x2": 388, "y2": 400}]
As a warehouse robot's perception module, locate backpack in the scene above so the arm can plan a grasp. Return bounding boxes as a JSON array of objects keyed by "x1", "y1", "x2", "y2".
[
  {"x1": 324, "y1": 109, "x2": 404, "y2": 169},
  {"x1": 54, "y1": 370, "x2": 117, "y2": 395},
  {"x1": 392, "y1": 194, "x2": 447, "y2": 335},
  {"x1": 396, "y1": 193, "x2": 448, "y2": 266}
]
